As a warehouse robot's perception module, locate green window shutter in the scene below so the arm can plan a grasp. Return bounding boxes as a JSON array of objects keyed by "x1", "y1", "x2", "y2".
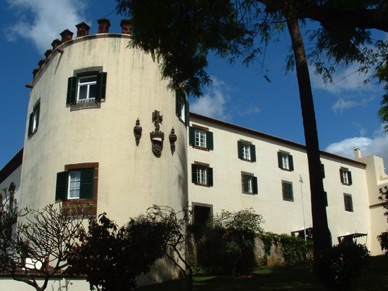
[
  {"x1": 250, "y1": 144, "x2": 256, "y2": 162},
  {"x1": 79, "y1": 168, "x2": 95, "y2": 199},
  {"x1": 237, "y1": 141, "x2": 243, "y2": 159},
  {"x1": 324, "y1": 191, "x2": 328, "y2": 207},
  {"x1": 282, "y1": 182, "x2": 293, "y2": 201},
  {"x1": 175, "y1": 91, "x2": 183, "y2": 116},
  {"x1": 339, "y1": 168, "x2": 344, "y2": 184},
  {"x1": 191, "y1": 164, "x2": 197, "y2": 183},
  {"x1": 189, "y1": 127, "x2": 195, "y2": 146},
  {"x1": 348, "y1": 171, "x2": 352, "y2": 185},
  {"x1": 96, "y1": 72, "x2": 107, "y2": 101},
  {"x1": 242, "y1": 174, "x2": 249, "y2": 192},
  {"x1": 321, "y1": 163, "x2": 325, "y2": 178},
  {"x1": 28, "y1": 112, "x2": 34, "y2": 136},
  {"x1": 185, "y1": 100, "x2": 190, "y2": 126},
  {"x1": 288, "y1": 154, "x2": 294, "y2": 171},
  {"x1": 277, "y1": 152, "x2": 283, "y2": 169},
  {"x1": 67, "y1": 76, "x2": 78, "y2": 105},
  {"x1": 35, "y1": 102, "x2": 40, "y2": 130},
  {"x1": 344, "y1": 195, "x2": 353, "y2": 212},
  {"x1": 55, "y1": 171, "x2": 68, "y2": 201},
  {"x1": 207, "y1": 167, "x2": 213, "y2": 186},
  {"x1": 252, "y1": 176, "x2": 258, "y2": 194},
  {"x1": 206, "y1": 131, "x2": 214, "y2": 150}
]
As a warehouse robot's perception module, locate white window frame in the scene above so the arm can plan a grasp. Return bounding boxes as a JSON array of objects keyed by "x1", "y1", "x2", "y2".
[
  {"x1": 77, "y1": 75, "x2": 97, "y2": 103},
  {"x1": 195, "y1": 130, "x2": 207, "y2": 148},
  {"x1": 281, "y1": 154, "x2": 290, "y2": 170},
  {"x1": 342, "y1": 171, "x2": 350, "y2": 185},
  {"x1": 242, "y1": 144, "x2": 251, "y2": 161},
  {"x1": 68, "y1": 171, "x2": 81, "y2": 199},
  {"x1": 196, "y1": 167, "x2": 207, "y2": 185},
  {"x1": 32, "y1": 111, "x2": 39, "y2": 133},
  {"x1": 246, "y1": 176, "x2": 253, "y2": 193}
]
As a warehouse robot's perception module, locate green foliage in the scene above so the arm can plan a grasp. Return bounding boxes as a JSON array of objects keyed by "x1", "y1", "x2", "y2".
[
  {"x1": 260, "y1": 232, "x2": 278, "y2": 256},
  {"x1": 116, "y1": 0, "x2": 249, "y2": 96},
  {"x1": 377, "y1": 232, "x2": 388, "y2": 253},
  {"x1": 378, "y1": 185, "x2": 388, "y2": 221},
  {"x1": 278, "y1": 234, "x2": 313, "y2": 265},
  {"x1": 68, "y1": 212, "x2": 171, "y2": 291},
  {"x1": 315, "y1": 242, "x2": 371, "y2": 290},
  {"x1": 194, "y1": 209, "x2": 263, "y2": 276},
  {"x1": 259, "y1": 232, "x2": 313, "y2": 266}
]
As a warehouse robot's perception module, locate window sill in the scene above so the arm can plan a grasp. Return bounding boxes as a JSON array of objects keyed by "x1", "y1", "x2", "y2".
[
  {"x1": 191, "y1": 145, "x2": 210, "y2": 151},
  {"x1": 69, "y1": 101, "x2": 102, "y2": 111},
  {"x1": 240, "y1": 158, "x2": 254, "y2": 162},
  {"x1": 193, "y1": 183, "x2": 211, "y2": 188},
  {"x1": 61, "y1": 199, "x2": 97, "y2": 216}
]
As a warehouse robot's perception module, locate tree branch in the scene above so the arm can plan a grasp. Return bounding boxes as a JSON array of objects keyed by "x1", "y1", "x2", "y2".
[{"x1": 298, "y1": 7, "x2": 388, "y2": 33}]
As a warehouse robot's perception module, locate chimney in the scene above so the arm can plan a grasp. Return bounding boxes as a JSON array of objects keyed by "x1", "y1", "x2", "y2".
[
  {"x1": 51, "y1": 39, "x2": 61, "y2": 50},
  {"x1": 60, "y1": 29, "x2": 73, "y2": 42},
  {"x1": 120, "y1": 19, "x2": 131, "y2": 34},
  {"x1": 76, "y1": 22, "x2": 90, "y2": 37},
  {"x1": 97, "y1": 18, "x2": 111, "y2": 33},
  {"x1": 354, "y1": 148, "x2": 362, "y2": 159}
]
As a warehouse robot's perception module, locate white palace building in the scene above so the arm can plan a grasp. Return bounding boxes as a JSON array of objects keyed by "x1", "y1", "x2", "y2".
[{"x1": 1, "y1": 18, "x2": 387, "y2": 289}]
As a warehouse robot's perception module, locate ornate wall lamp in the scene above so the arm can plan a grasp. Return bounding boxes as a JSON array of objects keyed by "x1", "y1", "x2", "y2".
[
  {"x1": 169, "y1": 128, "x2": 177, "y2": 154},
  {"x1": 133, "y1": 118, "x2": 142, "y2": 146}
]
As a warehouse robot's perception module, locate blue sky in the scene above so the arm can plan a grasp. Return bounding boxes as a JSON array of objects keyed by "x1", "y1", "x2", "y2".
[{"x1": 1, "y1": 0, "x2": 388, "y2": 170}]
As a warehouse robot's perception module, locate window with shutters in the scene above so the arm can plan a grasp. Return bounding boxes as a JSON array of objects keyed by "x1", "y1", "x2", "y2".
[
  {"x1": 66, "y1": 67, "x2": 107, "y2": 110},
  {"x1": 192, "y1": 163, "x2": 213, "y2": 186},
  {"x1": 175, "y1": 90, "x2": 189, "y2": 125},
  {"x1": 28, "y1": 101, "x2": 40, "y2": 137},
  {"x1": 55, "y1": 163, "x2": 98, "y2": 216},
  {"x1": 241, "y1": 172, "x2": 258, "y2": 194},
  {"x1": 340, "y1": 168, "x2": 352, "y2": 185},
  {"x1": 344, "y1": 193, "x2": 353, "y2": 212},
  {"x1": 278, "y1": 151, "x2": 294, "y2": 171},
  {"x1": 282, "y1": 181, "x2": 294, "y2": 202},
  {"x1": 189, "y1": 126, "x2": 214, "y2": 150},
  {"x1": 238, "y1": 141, "x2": 256, "y2": 162}
]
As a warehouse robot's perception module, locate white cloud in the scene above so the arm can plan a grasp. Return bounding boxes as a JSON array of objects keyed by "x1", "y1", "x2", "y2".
[
  {"x1": 325, "y1": 127, "x2": 388, "y2": 167},
  {"x1": 190, "y1": 77, "x2": 232, "y2": 121},
  {"x1": 5, "y1": 0, "x2": 88, "y2": 52},
  {"x1": 331, "y1": 96, "x2": 375, "y2": 113},
  {"x1": 312, "y1": 64, "x2": 373, "y2": 94}
]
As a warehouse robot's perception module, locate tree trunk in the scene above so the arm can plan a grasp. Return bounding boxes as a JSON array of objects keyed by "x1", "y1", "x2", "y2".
[{"x1": 285, "y1": 15, "x2": 332, "y2": 258}]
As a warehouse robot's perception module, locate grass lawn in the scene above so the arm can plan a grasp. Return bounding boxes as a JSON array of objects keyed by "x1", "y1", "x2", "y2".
[{"x1": 136, "y1": 255, "x2": 388, "y2": 290}]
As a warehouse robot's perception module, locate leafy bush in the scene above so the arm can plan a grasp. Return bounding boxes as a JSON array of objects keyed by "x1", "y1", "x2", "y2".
[
  {"x1": 279, "y1": 234, "x2": 313, "y2": 265},
  {"x1": 315, "y1": 242, "x2": 370, "y2": 290},
  {"x1": 377, "y1": 232, "x2": 388, "y2": 254},
  {"x1": 194, "y1": 209, "x2": 263, "y2": 276},
  {"x1": 67, "y1": 213, "x2": 170, "y2": 291},
  {"x1": 259, "y1": 232, "x2": 313, "y2": 267}
]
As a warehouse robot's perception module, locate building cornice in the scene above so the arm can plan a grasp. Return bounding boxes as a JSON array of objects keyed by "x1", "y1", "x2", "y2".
[
  {"x1": 0, "y1": 148, "x2": 23, "y2": 183},
  {"x1": 190, "y1": 112, "x2": 366, "y2": 167}
]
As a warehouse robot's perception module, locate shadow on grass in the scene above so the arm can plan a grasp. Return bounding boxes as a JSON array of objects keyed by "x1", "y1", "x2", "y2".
[{"x1": 136, "y1": 255, "x2": 388, "y2": 290}]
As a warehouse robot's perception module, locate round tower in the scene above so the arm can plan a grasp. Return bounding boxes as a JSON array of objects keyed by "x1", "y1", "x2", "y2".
[{"x1": 20, "y1": 19, "x2": 189, "y2": 224}]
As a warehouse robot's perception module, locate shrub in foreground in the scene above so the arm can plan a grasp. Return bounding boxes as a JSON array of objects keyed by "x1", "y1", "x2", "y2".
[{"x1": 315, "y1": 241, "x2": 370, "y2": 290}]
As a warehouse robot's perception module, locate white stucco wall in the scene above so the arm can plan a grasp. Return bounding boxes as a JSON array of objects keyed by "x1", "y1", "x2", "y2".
[
  {"x1": 188, "y1": 114, "x2": 375, "y2": 253},
  {"x1": 20, "y1": 33, "x2": 188, "y2": 226}
]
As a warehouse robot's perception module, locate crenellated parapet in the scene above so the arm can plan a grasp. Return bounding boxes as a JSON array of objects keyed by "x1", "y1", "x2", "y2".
[{"x1": 31, "y1": 18, "x2": 131, "y2": 79}]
